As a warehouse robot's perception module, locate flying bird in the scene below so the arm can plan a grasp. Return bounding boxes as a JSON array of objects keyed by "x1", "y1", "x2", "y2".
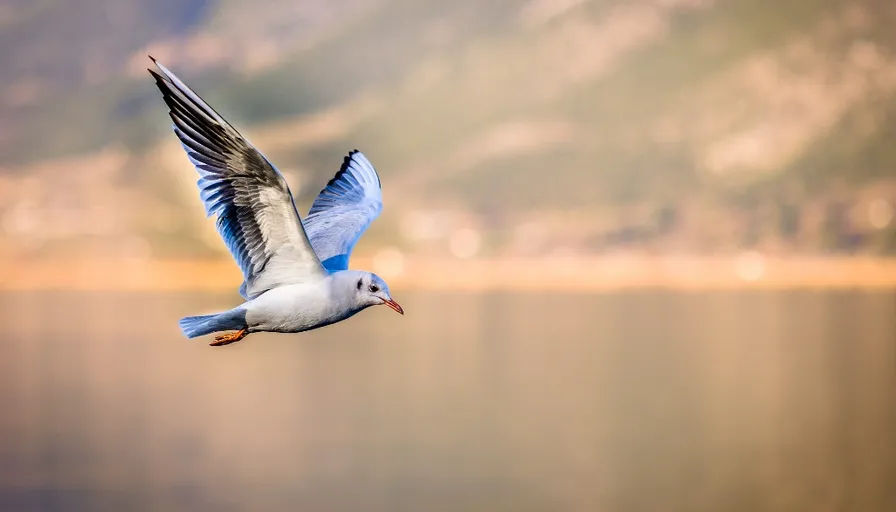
[{"x1": 147, "y1": 56, "x2": 403, "y2": 346}]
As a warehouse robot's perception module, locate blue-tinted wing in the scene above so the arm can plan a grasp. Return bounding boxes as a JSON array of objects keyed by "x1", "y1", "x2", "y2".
[
  {"x1": 303, "y1": 150, "x2": 383, "y2": 271},
  {"x1": 148, "y1": 57, "x2": 325, "y2": 298}
]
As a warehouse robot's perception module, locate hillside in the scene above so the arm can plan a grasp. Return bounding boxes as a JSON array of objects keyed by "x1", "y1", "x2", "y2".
[{"x1": 0, "y1": 0, "x2": 894, "y2": 261}]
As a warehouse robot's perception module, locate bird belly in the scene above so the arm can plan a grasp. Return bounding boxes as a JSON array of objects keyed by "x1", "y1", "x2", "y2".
[{"x1": 242, "y1": 283, "x2": 352, "y2": 333}]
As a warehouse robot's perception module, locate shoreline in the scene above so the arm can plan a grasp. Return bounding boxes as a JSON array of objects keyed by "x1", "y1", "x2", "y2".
[{"x1": 1, "y1": 255, "x2": 895, "y2": 292}]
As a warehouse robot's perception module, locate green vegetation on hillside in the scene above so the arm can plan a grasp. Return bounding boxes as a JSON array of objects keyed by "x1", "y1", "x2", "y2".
[{"x1": 1, "y1": 0, "x2": 894, "y2": 256}]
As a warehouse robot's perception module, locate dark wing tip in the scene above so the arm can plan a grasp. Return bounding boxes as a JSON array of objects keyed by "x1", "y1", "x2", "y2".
[
  {"x1": 147, "y1": 69, "x2": 175, "y2": 100},
  {"x1": 148, "y1": 54, "x2": 158, "y2": 64},
  {"x1": 314, "y1": 150, "x2": 359, "y2": 197},
  {"x1": 320, "y1": 153, "x2": 352, "y2": 191},
  {"x1": 344, "y1": 149, "x2": 381, "y2": 189}
]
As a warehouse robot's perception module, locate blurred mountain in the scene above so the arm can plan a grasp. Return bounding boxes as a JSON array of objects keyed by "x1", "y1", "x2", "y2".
[{"x1": 0, "y1": 0, "x2": 894, "y2": 260}]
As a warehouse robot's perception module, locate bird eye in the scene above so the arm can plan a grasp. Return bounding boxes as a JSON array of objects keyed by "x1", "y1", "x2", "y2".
[
  {"x1": 357, "y1": 279, "x2": 363, "y2": 290},
  {"x1": 368, "y1": 284, "x2": 379, "y2": 293}
]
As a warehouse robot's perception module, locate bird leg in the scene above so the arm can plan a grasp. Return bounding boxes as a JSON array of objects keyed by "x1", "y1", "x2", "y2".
[{"x1": 210, "y1": 329, "x2": 247, "y2": 347}]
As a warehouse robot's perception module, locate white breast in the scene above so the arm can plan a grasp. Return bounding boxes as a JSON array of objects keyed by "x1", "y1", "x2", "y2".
[{"x1": 243, "y1": 279, "x2": 355, "y2": 333}]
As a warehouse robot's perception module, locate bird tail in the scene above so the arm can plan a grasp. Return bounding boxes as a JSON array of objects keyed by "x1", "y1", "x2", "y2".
[{"x1": 179, "y1": 309, "x2": 248, "y2": 339}]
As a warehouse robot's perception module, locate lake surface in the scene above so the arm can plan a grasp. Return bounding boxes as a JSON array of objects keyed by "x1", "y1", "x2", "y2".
[{"x1": 0, "y1": 291, "x2": 894, "y2": 511}]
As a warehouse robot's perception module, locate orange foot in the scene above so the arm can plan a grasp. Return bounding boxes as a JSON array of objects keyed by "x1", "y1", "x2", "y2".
[{"x1": 210, "y1": 329, "x2": 247, "y2": 347}]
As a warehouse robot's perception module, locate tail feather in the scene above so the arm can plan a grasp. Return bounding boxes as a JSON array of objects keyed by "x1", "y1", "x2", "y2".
[
  {"x1": 179, "y1": 309, "x2": 248, "y2": 339},
  {"x1": 179, "y1": 314, "x2": 218, "y2": 338}
]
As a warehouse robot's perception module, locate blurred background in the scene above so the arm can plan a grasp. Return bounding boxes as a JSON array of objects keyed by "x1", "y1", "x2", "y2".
[{"x1": 0, "y1": 0, "x2": 894, "y2": 510}]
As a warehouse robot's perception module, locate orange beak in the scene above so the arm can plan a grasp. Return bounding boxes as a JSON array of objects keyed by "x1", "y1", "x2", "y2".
[{"x1": 381, "y1": 298, "x2": 404, "y2": 315}]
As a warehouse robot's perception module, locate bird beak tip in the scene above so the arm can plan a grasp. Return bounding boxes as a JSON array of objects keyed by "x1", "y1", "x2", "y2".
[{"x1": 382, "y1": 298, "x2": 404, "y2": 315}]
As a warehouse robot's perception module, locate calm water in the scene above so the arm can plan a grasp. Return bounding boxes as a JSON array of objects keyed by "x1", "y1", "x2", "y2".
[{"x1": 0, "y1": 291, "x2": 894, "y2": 511}]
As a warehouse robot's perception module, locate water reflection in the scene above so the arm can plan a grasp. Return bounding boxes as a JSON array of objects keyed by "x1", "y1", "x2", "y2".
[{"x1": 1, "y1": 291, "x2": 893, "y2": 511}]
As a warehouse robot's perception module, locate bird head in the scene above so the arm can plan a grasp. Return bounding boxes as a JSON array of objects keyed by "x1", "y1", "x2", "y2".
[{"x1": 353, "y1": 272, "x2": 403, "y2": 315}]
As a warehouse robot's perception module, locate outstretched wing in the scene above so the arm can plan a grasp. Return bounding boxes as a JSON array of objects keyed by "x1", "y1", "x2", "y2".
[
  {"x1": 148, "y1": 57, "x2": 325, "y2": 299},
  {"x1": 302, "y1": 150, "x2": 383, "y2": 272}
]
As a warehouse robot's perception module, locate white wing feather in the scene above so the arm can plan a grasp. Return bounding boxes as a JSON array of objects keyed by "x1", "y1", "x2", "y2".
[
  {"x1": 149, "y1": 58, "x2": 326, "y2": 299},
  {"x1": 303, "y1": 150, "x2": 383, "y2": 272}
]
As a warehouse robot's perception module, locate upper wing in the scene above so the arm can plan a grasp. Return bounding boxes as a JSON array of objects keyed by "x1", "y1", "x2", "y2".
[
  {"x1": 148, "y1": 57, "x2": 326, "y2": 299},
  {"x1": 302, "y1": 150, "x2": 383, "y2": 272}
]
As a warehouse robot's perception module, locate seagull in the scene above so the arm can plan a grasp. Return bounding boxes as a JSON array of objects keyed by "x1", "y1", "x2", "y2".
[{"x1": 147, "y1": 56, "x2": 403, "y2": 346}]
